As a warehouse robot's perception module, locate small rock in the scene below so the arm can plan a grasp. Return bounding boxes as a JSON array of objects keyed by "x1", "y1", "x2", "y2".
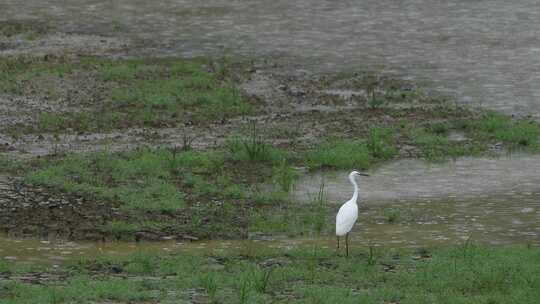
[
  {"x1": 135, "y1": 231, "x2": 160, "y2": 241},
  {"x1": 110, "y1": 265, "x2": 123, "y2": 273},
  {"x1": 288, "y1": 86, "x2": 306, "y2": 97},
  {"x1": 182, "y1": 235, "x2": 199, "y2": 241},
  {"x1": 489, "y1": 142, "x2": 503, "y2": 150},
  {"x1": 258, "y1": 258, "x2": 289, "y2": 268}
]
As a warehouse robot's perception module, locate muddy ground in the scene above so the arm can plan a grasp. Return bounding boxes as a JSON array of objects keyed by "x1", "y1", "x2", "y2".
[
  {"x1": 3, "y1": 0, "x2": 540, "y2": 118},
  {"x1": 0, "y1": 50, "x2": 446, "y2": 160},
  {"x1": 0, "y1": 9, "x2": 539, "y2": 243},
  {"x1": 0, "y1": 57, "x2": 449, "y2": 241}
]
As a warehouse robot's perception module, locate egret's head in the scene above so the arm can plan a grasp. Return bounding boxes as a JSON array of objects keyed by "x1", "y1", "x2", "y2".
[{"x1": 350, "y1": 170, "x2": 370, "y2": 178}]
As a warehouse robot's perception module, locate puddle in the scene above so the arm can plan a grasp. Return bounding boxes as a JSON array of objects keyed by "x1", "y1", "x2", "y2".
[
  {"x1": 0, "y1": 235, "x2": 340, "y2": 265},
  {"x1": 352, "y1": 197, "x2": 540, "y2": 248},
  {"x1": 295, "y1": 154, "x2": 540, "y2": 203},
  {"x1": 0, "y1": 237, "x2": 256, "y2": 265},
  {"x1": 292, "y1": 154, "x2": 540, "y2": 247}
]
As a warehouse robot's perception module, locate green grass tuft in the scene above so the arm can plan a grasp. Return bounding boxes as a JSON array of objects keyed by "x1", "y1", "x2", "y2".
[
  {"x1": 411, "y1": 127, "x2": 473, "y2": 160},
  {"x1": 272, "y1": 159, "x2": 299, "y2": 193},
  {"x1": 100, "y1": 221, "x2": 138, "y2": 240},
  {"x1": 306, "y1": 140, "x2": 371, "y2": 170},
  {"x1": 25, "y1": 149, "x2": 194, "y2": 212},
  {"x1": 366, "y1": 127, "x2": 397, "y2": 160},
  {"x1": 1, "y1": 56, "x2": 251, "y2": 132},
  {"x1": 226, "y1": 128, "x2": 287, "y2": 164},
  {"x1": 3, "y1": 245, "x2": 540, "y2": 303},
  {"x1": 467, "y1": 112, "x2": 540, "y2": 149}
]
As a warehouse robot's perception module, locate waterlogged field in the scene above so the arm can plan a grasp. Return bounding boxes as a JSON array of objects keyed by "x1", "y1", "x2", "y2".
[{"x1": 1, "y1": 18, "x2": 540, "y2": 304}]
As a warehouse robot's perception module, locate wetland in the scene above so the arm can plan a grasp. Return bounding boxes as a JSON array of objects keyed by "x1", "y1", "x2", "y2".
[{"x1": 1, "y1": 3, "x2": 540, "y2": 303}]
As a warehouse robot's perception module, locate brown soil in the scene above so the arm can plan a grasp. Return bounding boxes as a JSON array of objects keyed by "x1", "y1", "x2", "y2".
[{"x1": 0, "y1": 175, "x2": 114, "y2": 240}]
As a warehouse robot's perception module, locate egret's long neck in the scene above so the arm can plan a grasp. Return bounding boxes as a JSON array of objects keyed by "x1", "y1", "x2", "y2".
[{"x1": 349, "y1": 175, "x2": 359, "y2": 204}]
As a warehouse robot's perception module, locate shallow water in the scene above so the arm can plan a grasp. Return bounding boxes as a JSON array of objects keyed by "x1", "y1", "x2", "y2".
[
  {"x1": 4, "y1": 0, "x2": 540, "y2": 117},
  {"x1": 354, "y1": 196, "x2": 540, "y2": 247},
  {"x1": 295, "y1": 154, "x2": 540, "y2": 203},
  {"x1": 293, "y1": 154, "x2": 540, "y2": 247}
]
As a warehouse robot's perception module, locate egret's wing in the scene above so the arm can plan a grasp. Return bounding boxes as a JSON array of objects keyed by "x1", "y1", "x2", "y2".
[{"x1": 336, "y1": 201, "x2": 358, "y2": 236}]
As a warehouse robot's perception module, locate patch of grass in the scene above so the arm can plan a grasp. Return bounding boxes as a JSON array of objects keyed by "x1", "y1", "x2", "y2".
[
  {"x1": 99, "y1": 58, "x2": 251, "y2": 126},
  {"x1": 311, "y1": 181, "x2": 328, "y2": 235},
  {"x1": 250, "y1": 266, "x2": 273, "y2": 294},
  {"x1": 2, "y1": 275, "x2": 156, "y2": 303},
  {"x1": 366, "y1": 127, "x2": 397, "y2": 160},
  {"x1": 306, "y1": 127, "x2": 398, "y2": 170},
  {"x1": 3, "y1": 245, "x2": 540, "y2": 303},
  {"x1": 427, "y1": 122, "x2": 451, "y2": 135},
  {"x1": 109, "y1": 70, "x2": 249, "y2": 124},
  {"x1": 100, "y1": 221, "x2": 138, "y2": 241},
  {"x1": 306, "y1": 140, "x2": 371, "y2": 170},
  {"x1": 475, "y1": 112, "x2": 509, "y2": 134},
  {"x1": 411, "y1": 128, "x2": 473, "y2": 160},
  {"x1": 0, "y1": 260, "x2": 9, "y2": 273},
  {"x1": 266, "y1": 125, "x2": 302, "y2": 140},
  {"x1": 1, "y1": 56, "x2": 252, "y2": 132},
  {"x1": 0, "y1": 155, "x2": 26, "y2": 174},
  {"x1": 272, "y1": 159, "x2": 298, "y2": 193},
  {"x1": 494, "y1": 120, "x2": 540, "y2": 148},
  {"x1": 249, "y1": 195, "x2": 332, "y2": 237},
  {"x1": 226, "y1": 123, "x2": 287, "y2": 163},
  {"x1": 0, "y1": 20, "x2": 50, "y2": 39},
  {"x1": 411, "y1": 129, "x2": 451, "y2": 160},
  {"x1": 25, "y1": 149, "x2": 229, "y2": 213},
  {"x1": 404, "y1": 112, "x2": 540, "y2": 161},
  {"x1": 199, "y1": 272, "x2": 219, "y2": 303},
  {"x1": 383, "y1": 208, "x2": 401, "y2": 223},
  {"x1": 123, "y1": 252, "x2": 160, "y2": 274},
  {"x1": 0, "y1": 56, "x2": 75, "y2": 94},
  {"x1": 466, "y1": 112, "x2": 540, "y2": 149},
  {"x1": 251, "y1": 190, "x2": 289, "y2": 206},
  {"x1": 20, "y1": 146, "x2": 279, "y2": 240},
  {"x1": 37, "y1": 113, "x2": 67, "y2": 132}
]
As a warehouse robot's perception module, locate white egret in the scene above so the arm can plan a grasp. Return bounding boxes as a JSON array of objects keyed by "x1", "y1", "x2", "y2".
[{"x1": 336, "y1": 170, "x2": 369, "y2": 256}]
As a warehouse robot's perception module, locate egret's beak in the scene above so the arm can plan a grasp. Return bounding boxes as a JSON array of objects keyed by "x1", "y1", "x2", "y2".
[{"x1": 358, "y1": 173, "x2": 370, "y2": 177}]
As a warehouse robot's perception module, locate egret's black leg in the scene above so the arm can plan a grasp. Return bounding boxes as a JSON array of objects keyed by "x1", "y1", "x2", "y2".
[
  {"x1": 346, "y1": 233, "x2": 349, "y2": 257},
  {"x1": 337, "y1": 236, "x2": 340, "y2": 250}
]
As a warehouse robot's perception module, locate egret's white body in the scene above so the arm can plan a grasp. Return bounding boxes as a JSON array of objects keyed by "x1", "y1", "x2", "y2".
[
  {"x1": 335, "y1": 198, "x2": 358, "y2": 236},
  {"x1": 335, "y1": 171, "x2": 367, "y2": 256}
]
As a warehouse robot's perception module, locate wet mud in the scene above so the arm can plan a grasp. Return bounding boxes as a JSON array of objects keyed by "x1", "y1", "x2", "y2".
[
  {"x1": 0, "y1": 175, "x2": 117, "y2": 240},
  {"x1": 3, "y1": 0, "x2": 540, "y2": 117}
]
